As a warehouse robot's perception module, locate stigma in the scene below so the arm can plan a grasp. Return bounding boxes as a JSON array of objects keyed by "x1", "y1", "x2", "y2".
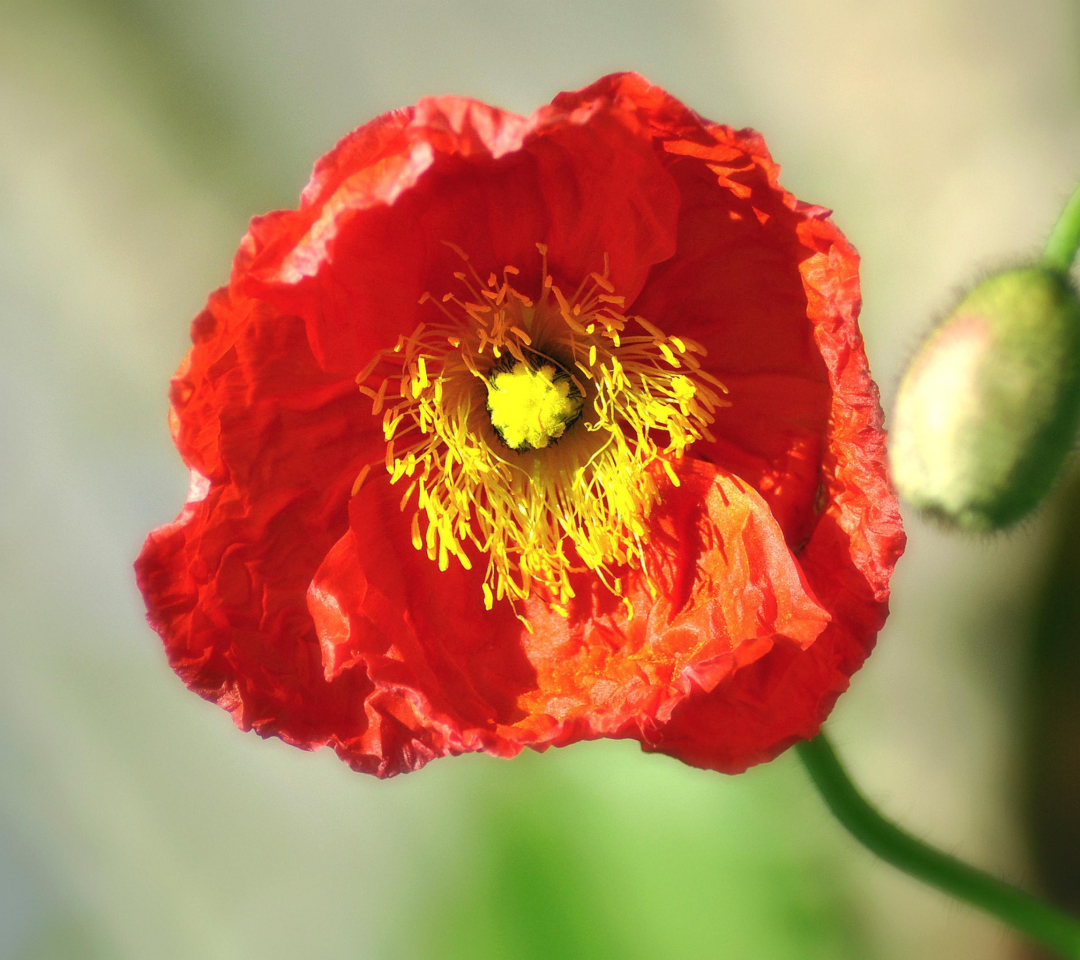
[{"x1": 486, "y1": 359, "x2": 584, "y2": 451}]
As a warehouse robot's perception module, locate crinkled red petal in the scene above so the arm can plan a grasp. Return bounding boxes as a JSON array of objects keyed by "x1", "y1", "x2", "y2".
[
  {"x1": 135, "y1": 289, "x2": 391, "y2": 773},
  {"x1": 306, "y1": 459, "x2": 830, "y2": 777},
  {"x1": 236, "y1": 85, "x2": 681, "y2": 377}
]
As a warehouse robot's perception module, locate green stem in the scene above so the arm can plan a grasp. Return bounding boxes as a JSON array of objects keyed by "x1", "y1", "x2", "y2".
[
  {"x1": 1043, "y1": 179, "x2": 1080, "y2": 273},
  {"x1": 796, "y1": 732, "x2": 1080, "y2": 958}
]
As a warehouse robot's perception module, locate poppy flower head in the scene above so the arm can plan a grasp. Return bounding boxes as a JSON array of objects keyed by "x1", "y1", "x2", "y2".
[{"x1": 136, "y1": 73, "x2": 905, "y2": 778}]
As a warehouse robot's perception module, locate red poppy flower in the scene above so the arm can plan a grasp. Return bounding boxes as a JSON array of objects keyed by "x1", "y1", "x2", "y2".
[{"x1": 136, "y1": 73, "x2": 905, "y2": 778}]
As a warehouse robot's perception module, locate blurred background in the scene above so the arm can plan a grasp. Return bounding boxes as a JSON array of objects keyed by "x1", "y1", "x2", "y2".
[{"x1": 2, "y1": 0, "x2": 1080, "y2": 957}]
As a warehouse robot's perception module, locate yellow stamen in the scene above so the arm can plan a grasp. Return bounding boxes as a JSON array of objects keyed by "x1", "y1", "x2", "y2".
[{"x1": 354, "y1": 244, "x2": 729, "y2": 612}]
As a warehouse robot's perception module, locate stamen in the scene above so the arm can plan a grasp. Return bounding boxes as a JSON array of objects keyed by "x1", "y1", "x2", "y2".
[
  {"x1": 351, "y1": 463, "x2": 372, "y2": 497},
  {"x1": 353, "y1": 247, "x2": 729, "y2": 612}
]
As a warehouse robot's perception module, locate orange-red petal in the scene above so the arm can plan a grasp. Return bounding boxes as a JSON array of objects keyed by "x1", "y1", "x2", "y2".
[
  {"x1": 137, "y1": 73, "x2": 904, "y2": 779},
  {"x1": 238, "y1": 84, "x2": 681, "y2": 377},
  {"x1": 305, "y1": 460, "x2": 831, "y2": 776},
  {"x1": 135, "y1": 290, "x2": 391, "y2": 772}
]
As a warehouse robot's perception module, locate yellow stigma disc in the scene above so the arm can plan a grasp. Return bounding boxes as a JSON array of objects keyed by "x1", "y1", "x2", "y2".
[{"x1": 486, "y1": 361, "x2": 583, "y2": 451}]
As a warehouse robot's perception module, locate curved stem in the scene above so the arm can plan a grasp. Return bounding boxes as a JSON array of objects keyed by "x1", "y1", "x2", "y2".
[
  {"x1": 796, "y1": 732, "x2": 1080, "y2": 958},
  {"x1": 1043, "y1": 179, "x2": 1080, "y2": 273}
]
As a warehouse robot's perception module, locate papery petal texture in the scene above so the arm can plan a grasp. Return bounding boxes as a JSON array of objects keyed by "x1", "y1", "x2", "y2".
[{"x1": 136, "y1": 72, "x2": 904, "y2": 778}]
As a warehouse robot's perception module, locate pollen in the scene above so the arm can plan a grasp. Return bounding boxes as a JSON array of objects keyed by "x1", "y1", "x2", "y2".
[
  {"x1": 486, "y1": 360, "x2": 584, "y2": 451},
  {"x1": 355, "y1": 243, "x2": 729, "y2": 613}
]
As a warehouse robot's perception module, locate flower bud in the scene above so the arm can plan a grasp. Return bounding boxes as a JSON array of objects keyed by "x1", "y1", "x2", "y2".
[{"x1": 890, "y1": 267, "x2": 1080, "y2": 531}]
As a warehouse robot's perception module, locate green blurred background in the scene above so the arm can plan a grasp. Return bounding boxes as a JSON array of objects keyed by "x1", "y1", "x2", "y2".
[{"x1": 3, "y1": 0, "x2": 1080, "y2": 957}]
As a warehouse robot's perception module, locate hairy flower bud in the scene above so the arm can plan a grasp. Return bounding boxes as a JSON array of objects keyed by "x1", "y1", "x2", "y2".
[{"x1": 891, "y1": 267, "x2": 1080, "y2": 531}]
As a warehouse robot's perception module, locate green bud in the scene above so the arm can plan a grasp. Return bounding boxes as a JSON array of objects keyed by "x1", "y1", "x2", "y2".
[{"x1": 890, "y1": 267, "x2": 1080, "y2": 531}]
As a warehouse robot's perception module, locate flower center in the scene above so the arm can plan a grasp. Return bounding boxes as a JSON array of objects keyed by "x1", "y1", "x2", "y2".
[
  {"x1": 355, "y1": 243, "x2": 728, "y2": 618},
  {"x1": 486, "y1": 358, "x2": 584, "y2": 451}
]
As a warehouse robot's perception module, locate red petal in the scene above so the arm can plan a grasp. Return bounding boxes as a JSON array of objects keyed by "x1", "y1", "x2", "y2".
[
  {"x1": 233, "y1": 86, "x2": 680, "y2": 376},
  {"x1": 307, "y1": 478, "x2": 531, "y2": 773},
  {"x1": 135, "y1": 290, "x2": 389, "y2": 772},
  {"x1": 638, "y1": 222, "x2": 905, "y2": 774},
  {"x1": 306, "y1": 459, "x2": 829, "y2": 776},
  {"x1": 518, "y1": 459, "x2": 831, "y2": 736},
  {"x1": 628, "y1": 105, "x2": 832, "y2": 543}
]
